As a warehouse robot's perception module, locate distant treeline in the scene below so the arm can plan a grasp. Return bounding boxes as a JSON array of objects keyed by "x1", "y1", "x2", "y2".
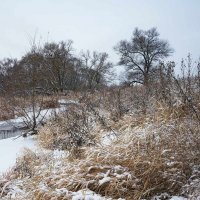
[{"x1": 0, "y1": 40, "x2": 113, "y2": 95}]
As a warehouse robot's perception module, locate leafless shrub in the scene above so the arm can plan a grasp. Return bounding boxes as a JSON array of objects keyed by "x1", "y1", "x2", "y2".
[{"x1": 38, "y1": 104, "x2": 95, "y2": 156}]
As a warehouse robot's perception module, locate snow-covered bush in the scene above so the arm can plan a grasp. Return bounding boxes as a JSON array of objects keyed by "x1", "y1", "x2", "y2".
[{"x1": 38, "y1": 104, "x2": 95, "y2": 156}]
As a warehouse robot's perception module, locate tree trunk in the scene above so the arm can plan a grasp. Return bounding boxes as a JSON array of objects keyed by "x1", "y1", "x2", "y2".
[{"x1": 143, "y1": 73, "x2": 149, "y2": 87}]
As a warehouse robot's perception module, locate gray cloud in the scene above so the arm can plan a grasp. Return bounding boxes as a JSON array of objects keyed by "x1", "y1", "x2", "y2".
[{"x1": 0, "y1": 0, "x2": 199, "y2": 72}]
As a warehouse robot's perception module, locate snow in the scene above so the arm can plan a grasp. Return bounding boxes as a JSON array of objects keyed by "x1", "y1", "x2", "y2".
[
  {"x1": 0, "y1": 136, "x2": 37, "y2": 175},
  {"x1": 170, "y1": 197, "x2": 187, "y2": 200},
  {"x1": 0, "y1": 107, "x2": 64, "y2": 129},
  {"x1": 0, "y1": 108, "x2": 60, "y2": 175},
  {"x1": 58, "y1": 99, "x2": 78, "y2": 105},
  {"x1": 99, "y1": 177, "x2": 111, "y2": 186},
  {"x1": 72, "y1": 189, "x2": 109, "y2": 200},
  {"x1": 5, "y1": 180, "x2": 25, "y2": 199},
  {"x1": 152, "y1": 194, "x2": 188, "y2": 200},
  {"x1": 56, "y1": 188, "x2": 107, "y2": 200},
  {"x1": 101, "y1": 132, "x2": 117, "y2": 145},
  {"x1": 0, "y1": 102, "x2": 68, "y2": 176}
]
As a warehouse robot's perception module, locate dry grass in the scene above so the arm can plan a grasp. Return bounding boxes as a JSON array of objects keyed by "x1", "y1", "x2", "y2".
[
  {"x1": 0, "y1": 97, "x2": 15, "y2": 120},
  {"x1": 1, "y1": 93, "x2": 200, "y2": 199},
  {"x1": 2, "y1": 109, "x2": 199, "y2": 199},
  {"x1": 38, "y1": 104, "x2": 95, "y2": 154},
  {"x1": 40, "y1": 95, "x2": 59, "y2": 109}
]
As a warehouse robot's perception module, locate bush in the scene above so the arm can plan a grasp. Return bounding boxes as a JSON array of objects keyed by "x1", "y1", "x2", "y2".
[{"x1": 38, "y1": 104, "x2": 95, "y2": 155}]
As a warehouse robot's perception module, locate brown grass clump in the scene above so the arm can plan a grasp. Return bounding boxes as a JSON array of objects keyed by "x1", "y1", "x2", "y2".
[
  {"x1": 38, "y1": 104, "x2": 95, "y2": 154},
  {"x1": 15, "y1": 148, "x2": 42, "y2": 178},
  {"x1": 70, "y1": 118, "x2": 199, "y2": 199},
  {"x1": 41, "y1": 95, "x2": 59, "y2": 109},
  {"x1": 0, "y1": 178, "x2": 10, "y2": 198},
  {"x1": 0, "y1": 97, "x2": 15, "y2": 120}
]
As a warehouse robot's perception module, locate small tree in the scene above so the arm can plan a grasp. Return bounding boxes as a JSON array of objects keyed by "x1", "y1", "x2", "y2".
[
  {"x1": 114, "y1": 27, "x2": 173, "y2": 87},
  {"x1": 4, "y1": 47, "x2": 50, "y2": 135}
]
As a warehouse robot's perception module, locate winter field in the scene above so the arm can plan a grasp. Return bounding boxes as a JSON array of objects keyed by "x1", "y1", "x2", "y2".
[
  {"x1": 0, "y1": 91, "x2": 200, "y2": 200},
  {"x1": 0, "y1": 23, "x2": 200, "y2": 199},
  {"x1": 0, "y1": 121, "x2": 196, "y2": 200}
]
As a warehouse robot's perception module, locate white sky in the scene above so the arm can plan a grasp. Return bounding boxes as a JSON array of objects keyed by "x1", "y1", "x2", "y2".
[{"x1": 0, "y1": 0, "x2": 200, "y2": 72}]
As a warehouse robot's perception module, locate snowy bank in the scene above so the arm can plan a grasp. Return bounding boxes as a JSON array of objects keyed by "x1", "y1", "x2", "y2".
[{"x1": 0, "y1": 136, "x2": 37, "y2": 174}]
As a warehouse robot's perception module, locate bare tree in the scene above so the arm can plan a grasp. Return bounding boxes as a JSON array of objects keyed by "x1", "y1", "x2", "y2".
[
  {"x1": 80, "y1": 50, "x2": 113, "y2": 90},
  {"x1": 41, "y1": 40, "x2": 74, "y2": 92},
  {"x1": 114, "y1": 27, "x2": 173, "y2": 87},
  {"x1": 0, "y1": 58, "x2": 18, "y2": 93},
  {"x1": 4, "y1": 47, "x2": 50, "y2": 135}
]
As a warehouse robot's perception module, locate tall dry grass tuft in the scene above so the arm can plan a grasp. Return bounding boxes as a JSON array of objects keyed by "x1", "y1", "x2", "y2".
[
  {"x1": 38, "y1": 104, "x2": 95, "y2": 156},
  {"x1": 15, "y1": 148, "x2": 42, "y2": 178}
]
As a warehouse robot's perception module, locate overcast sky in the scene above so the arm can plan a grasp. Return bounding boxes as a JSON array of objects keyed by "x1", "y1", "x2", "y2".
[{"x1": 0, "y1": 0, "x2": 200, "y2": 72}]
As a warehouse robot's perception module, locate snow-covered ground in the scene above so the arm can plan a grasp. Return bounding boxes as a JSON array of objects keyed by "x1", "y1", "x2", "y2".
[
  {"x1": 0, "y1": 137, "x2": 198, "y2": 199},
  {"x1": 0, "y1": 100, "x2": 70, "y2": 174},
  {"x1": 0, "y1": 108, "x2": 59, "y2": 174},
  {"x1": 0, "y1": 136, "x2": 37, "y2": 175},
  {"x1": 0, "y1": 100, "x2": 199, "y2": 199},
  {"x1": 0, "y1": 107, "x2": 65, "y2": 131},
  {"x1": 0, "y1": 98, "x2": 73, "y2": 133}
]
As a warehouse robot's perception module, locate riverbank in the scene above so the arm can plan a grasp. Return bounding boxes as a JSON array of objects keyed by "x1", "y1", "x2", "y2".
[{"x1": 0, "y1": 136, "x2": 37, "y2": 175}]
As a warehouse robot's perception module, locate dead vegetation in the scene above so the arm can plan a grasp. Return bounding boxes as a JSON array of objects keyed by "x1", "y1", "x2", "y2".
[
  {"x1": 38, "y1": 104, "x2": 96, "y2": 155},
  {"x1": 1, "y1": 59, "x2": 200, "y2": 199},
  {"x1": 1, "y1": 97, "x2": 200, "y2": 199},
  {"x1": 0, "y1": 97, "x2": 14, "y2": 120}
]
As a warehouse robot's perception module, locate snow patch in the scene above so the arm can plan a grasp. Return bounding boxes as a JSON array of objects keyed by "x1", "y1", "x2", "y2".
[
  {"x1": 0, "y1": 136, "x2": 37, "y2": 174},
  {"x1": 72, "y1": 189, "x2": 109, "y2": 200}
]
